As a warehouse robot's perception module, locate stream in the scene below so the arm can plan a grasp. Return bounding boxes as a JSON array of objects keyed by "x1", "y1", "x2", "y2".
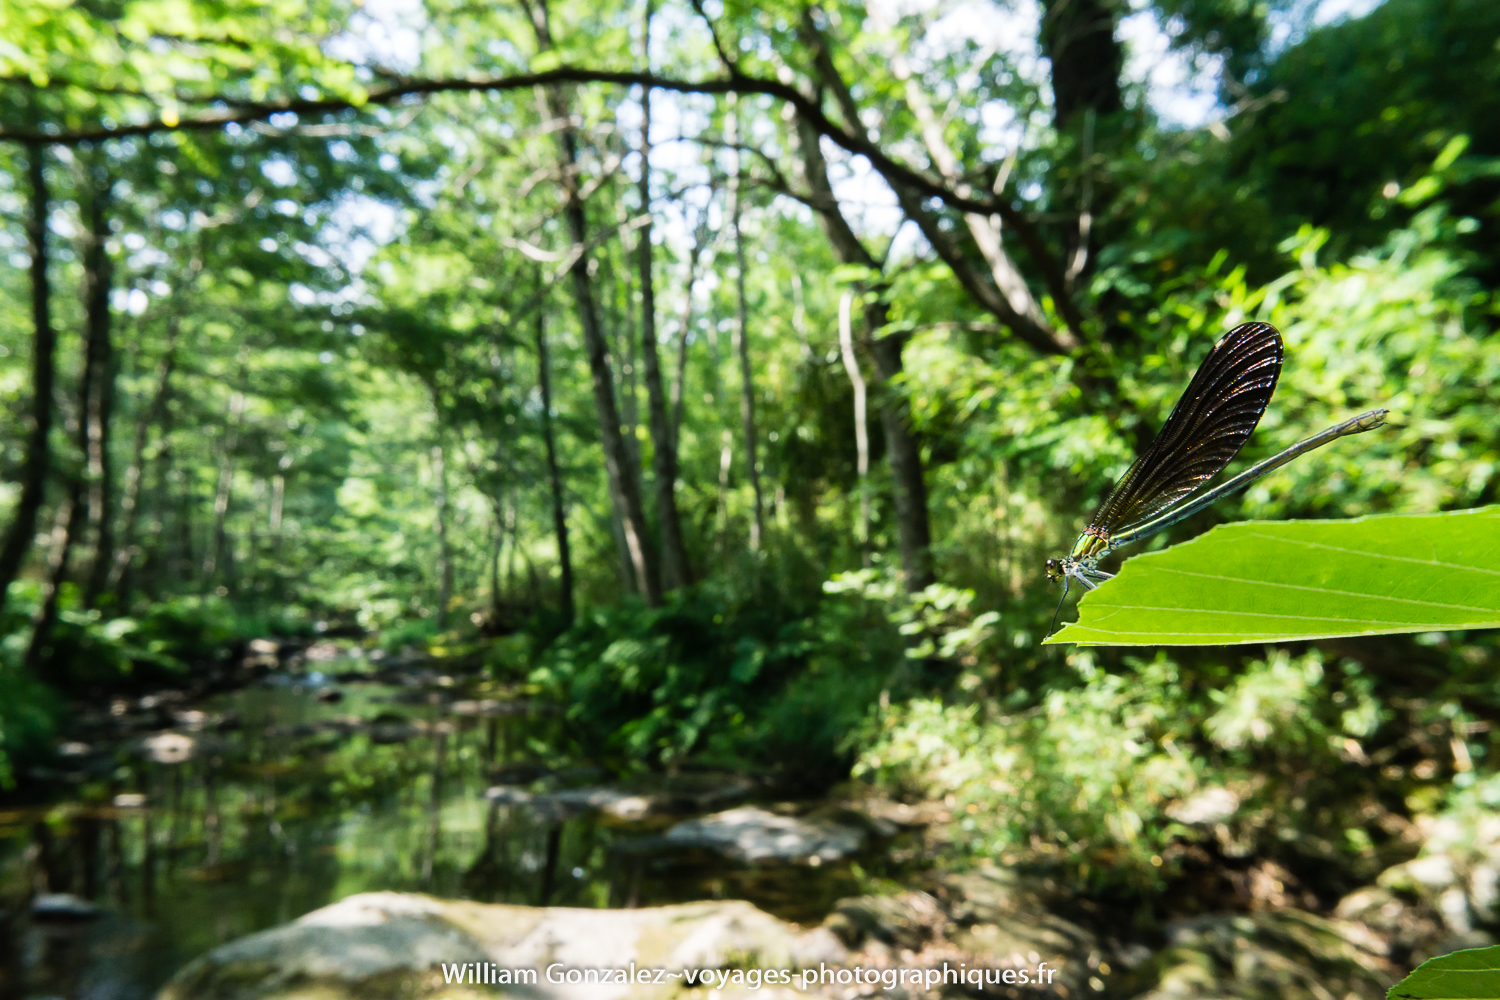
[{"x1": 0, "y1": 643, "x2": 905, "y2": 1000}]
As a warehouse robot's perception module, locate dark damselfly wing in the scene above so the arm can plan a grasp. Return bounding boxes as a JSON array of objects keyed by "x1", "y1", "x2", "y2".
[{"x1": 1088, "y1": 322, "x2": 1283, "y2": 536}]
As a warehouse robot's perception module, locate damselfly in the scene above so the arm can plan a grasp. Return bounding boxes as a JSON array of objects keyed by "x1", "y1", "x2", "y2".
[{"x1": 1046, "y1": 322, "x2": 1388, "y2": 630}]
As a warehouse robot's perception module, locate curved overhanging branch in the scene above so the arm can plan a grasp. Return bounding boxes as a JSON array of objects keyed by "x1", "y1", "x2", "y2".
[{"x1": 0, "y1": 66, "x2": 1035, "y2": 229}]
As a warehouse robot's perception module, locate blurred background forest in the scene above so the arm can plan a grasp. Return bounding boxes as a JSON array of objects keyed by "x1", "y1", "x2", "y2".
[{"x1": 1, "y1": 0, "x2": 1500, "y2": 993}]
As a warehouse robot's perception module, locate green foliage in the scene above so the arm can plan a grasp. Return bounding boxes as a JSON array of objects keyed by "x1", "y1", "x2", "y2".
[
  {"x1": 857, "y1": 646, "x2": 1417, "y2": 895},
  {"x1": 1048, "y1": 507, "x2": 1500, "y2": 646},
  {"x1": 1232, "y1": 0, "x2": 1500, "y2": 274},
  {"x1": 527, "y1": 578, "x2": 877, "y2": 778}
]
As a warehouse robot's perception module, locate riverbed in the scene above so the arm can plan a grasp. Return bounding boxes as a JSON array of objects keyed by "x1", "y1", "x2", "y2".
[{"x1": 1, "y1": 645, "x2": 903, "y2": 999}]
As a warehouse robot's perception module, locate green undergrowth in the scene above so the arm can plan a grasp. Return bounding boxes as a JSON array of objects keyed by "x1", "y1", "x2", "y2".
[
  {"x1": 0, "y1": 586, "x2": 324, "y2": 779},
  {"x1": 857, "y1": 634, "x2": 1500, "y2": 903},
  {"x1": 509, "y1": 567, "x2": 1005, "y2": 785}
]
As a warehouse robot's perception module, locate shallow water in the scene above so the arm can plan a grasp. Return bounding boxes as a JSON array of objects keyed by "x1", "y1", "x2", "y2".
[{"x1": 0, "y1": 657, "x2": 883, "y2": 1000}]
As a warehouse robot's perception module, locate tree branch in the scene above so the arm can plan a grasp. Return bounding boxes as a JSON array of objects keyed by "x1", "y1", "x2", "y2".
[{"x1": 0, "y1": 65, "x2": 1027, "y2": 223}]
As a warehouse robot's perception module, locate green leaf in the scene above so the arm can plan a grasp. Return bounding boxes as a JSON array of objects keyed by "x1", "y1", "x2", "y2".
[
  {"x1": 1387, "y1": 944, "x2": 1500, "y2": 999},
  {"x1": 1045, "y1": 507, "x2": 1500, "y2": 647}
]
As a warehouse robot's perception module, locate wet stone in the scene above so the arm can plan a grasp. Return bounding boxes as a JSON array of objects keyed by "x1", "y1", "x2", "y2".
[
  {"x1": 658, "y1": 806, "x2": 867, "y2": 865},
  {"x1": 141, "y1": 732, "x2": 197, "y2": 764},
  {"x1": 32, "y1": 893, "x2": 103, "y2": 920}
]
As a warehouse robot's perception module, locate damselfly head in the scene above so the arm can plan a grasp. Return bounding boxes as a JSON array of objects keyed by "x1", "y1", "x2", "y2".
[{"x1": 1045, "y1": 557, "x2": 1062, "y2": 582}]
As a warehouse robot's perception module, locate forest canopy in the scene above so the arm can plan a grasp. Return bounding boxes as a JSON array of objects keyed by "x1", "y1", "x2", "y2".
[{"x1": 1, "y1": 0, "x2": 1499, "y2": 900}]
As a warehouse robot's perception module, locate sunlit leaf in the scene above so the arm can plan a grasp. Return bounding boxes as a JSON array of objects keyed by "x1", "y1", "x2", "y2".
[
  {"x1": 1045, "y1": 507, "x2": 1500, "y2": 646},
  {"x1": 1388, "y1": 944, "x2": 1500, "y2": 999}
]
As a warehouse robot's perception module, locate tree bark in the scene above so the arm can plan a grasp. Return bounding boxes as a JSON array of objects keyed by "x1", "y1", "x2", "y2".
[
  {"x1": 1040, "y1": 0, "x2": 1123, "y2": 131},
  {"x1": 490, "y1": 499, "x2": 504, "y2": 624},
  {"x1": 528, "y1": 0, "x2": 661, "y2": 606},
  {"x1": 124, "y1": 324, "x2": 183, "y2": 601},
  {"x1": 791, "y1": 115, "x2": 934, "y2": 590},
  {"x1": 837, "y1": 292, "x2": 870, "y2": 567},
  {"x1": 867, "y1": 318, "x2": 934, "y2": 590},
  {"x1": 669, "y1": 210, "x2": 712, "y2": 451},
  {"x1": 797, "y1": 13, "x2": 1076, "y2": 357},
  {"x1": 26, "y1": 208, "x2": 111, "y2": 665},
  {"x1": 534, "y1": 308, "x2": 575, "y2": 627},
  {"x1": 202, "y1": 389, "x2": 245, "y2": 581},
  {"x1": 432, "y1": 440, "x2": 454, "y2": 628},
  {"x1": 728, "y1": 101, "x2": 765, "y2": 553},
  {"x1": 24, "y1": 488, "x2": 82, "y2": 670},
  {"x1": 0, "y1": 144, "x2": 57, "y2": 616},
  {"x1": 109, "y1": 309, "x2": 178, "y2": 601},
  {"x1": 635, "y1": 0, "x2": 692, "y2": 591},
  {"x1": 1041, "y1": 0, "x2": 1123, "y2": 298},
  {"x1": 81, "y1": 158, "x2": 116, "y2": 609}
]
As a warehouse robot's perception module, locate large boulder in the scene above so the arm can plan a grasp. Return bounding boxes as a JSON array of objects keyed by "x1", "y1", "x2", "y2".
[{"x1": 159, "y1": 892, "x2": 845, "y2": 1000}]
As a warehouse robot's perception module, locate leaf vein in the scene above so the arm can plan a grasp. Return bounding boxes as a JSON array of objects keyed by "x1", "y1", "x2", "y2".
[
  {"x1": 1142, "y1": 567, "x2": 1497, "y2": 613},
  {"x1": 1236, "y1": 531, "x2": 1500, "y2": 577}
]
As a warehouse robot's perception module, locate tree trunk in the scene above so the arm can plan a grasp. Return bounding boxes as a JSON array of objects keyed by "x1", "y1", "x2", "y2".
[
  {"x1": 534, "y1": 308, "x2": 575, "y2": 627},
  {"x1": 670, "y1": 209, "x2": 713, "y2": 451},
  {"x1": 1040, "y1": 0, "x2": 1123, "y2": 298},
  {"x1": 24, "y1": 488, "x2": 82, "y2": 670},
  {"x1": 490, "y1": 500, "x2": 504, "y2": 624},
  {"x1": 867, "y1": 317, "x2": 934, "y2": 590},
  {"x1": 432, "y1": 440, "x2": 454, "y2": 629},
  {"x1": 1040, "y1": 0, "x2": 1123, "y2": 131},
  {"x1": 26, "y1": 219, "x2": 109, "y2": 666},
  {"x1": 203, "y1": 390, "x2": 245, "y2": 581},
  {"x1": 791, "y1": 115, "x2": 934, "y2": 590},
  {"x1": 728, "y1": 102, "x2": 765, "y2": 552},
  {"x1": 0, "y1": 144, "x2": 57, "y2": 616},
  {"x1": 636, "y1": 1, "x2": 692, "y2": 591},
  {"x1": 716, "y1": 429, "x2": 733, "y2": 552},
  {"x1": 108, "y1": 309, "x2": 179, "y2": 598},
  {"x1": 268, "y1": 452, "x2": 290, "y2": 554},
  {"x1": 837, "y1": 292, "x2": 871, "y2": 567},
  {"x1": 608, "y1": 226, "x2": 642, "y2": 475},
  {"x1": 528, "y1": 0, "x2": 661, "y2": 606},
  {"x1": 81, "y1": 159, "x2": 116, "y2": 609}
]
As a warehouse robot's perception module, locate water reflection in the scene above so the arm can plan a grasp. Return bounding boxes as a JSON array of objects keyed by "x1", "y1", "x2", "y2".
[{"x1": 0, "y1": 658, "x2": 896, "y2": 1000}]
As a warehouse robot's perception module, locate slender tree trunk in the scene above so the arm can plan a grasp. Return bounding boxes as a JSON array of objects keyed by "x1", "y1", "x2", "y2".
[
  {"x1": 27, "y1": 238, "x2": 106, "y2": 666},
  {"x1": 791, "y1": 114, "x2": 934, "y2": 590},
  {"x1": 867, "y1": 315, "x2": 934, "y2": 590},
  {"x1": 432, "y1": 440, "x2": 454, "y2": 628},
  {"x1": 177, "y1": 471, "x2": 196, "y2": 587},
  {"x1": 669, "y1": 211, "x2": 712, "y2": 450},
  {"x1": 504, "y1": 498, "x2": 519, "y2": 600},
  {"x1": 490, "y1": 500, "x2": 504, "y2": 624},
  {"x1": 790, "y1": 275, "x2": 813, "y2": 358},
  {"x1": 203, "y1": 390, "x2": 245, "y2": 581},
  {"x1": 635, "y1": 4, "x2": 691, "y2": 591},
  {"x1": 838, "y1": 292, "x2": 871, "y2": 567},
  {"x1": 0, "y1": 144, "x2": 57, "y2": 616},
  {"x1": 716, "y1": 429, "x2": 733, "y2": 552},
  {"x1": 534, "y1": 308, "x2": 575, "y2": 627},
  {"x1": 528, "y1": 0, "x2": 660, "y2": 605},
  {"x1": 25, "y1": 488, "x2": 82, "y2": 670},
  {"x1": 728, "y1": 101, "x2": 765, "y2": 552},
  {"x1": 608, "y1": 227, "x2": 642, "y2": 474},
  {"x1": 108, "y1": 310, "x2": 179, "y2": 597},
  {"x1": 268, "y1": 452, "x2": 290, "y2": 552},
  {"x1": 81, "y1": 160, "x2": 116, "y2": 609}
]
